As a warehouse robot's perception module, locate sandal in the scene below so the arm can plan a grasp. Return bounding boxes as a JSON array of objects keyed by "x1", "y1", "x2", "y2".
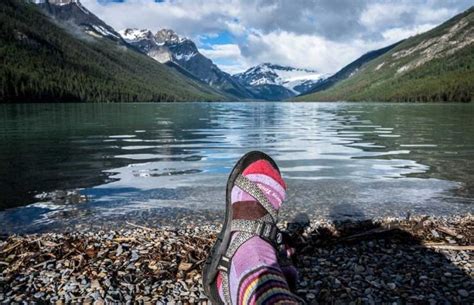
[{"x1": 202, "y1": 151, "x2": 285, "y2": 304}]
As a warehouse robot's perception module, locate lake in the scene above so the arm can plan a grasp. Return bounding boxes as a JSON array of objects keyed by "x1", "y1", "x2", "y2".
[{"x1": 0, "y1": 102, "x2": 473, "y2": 233}]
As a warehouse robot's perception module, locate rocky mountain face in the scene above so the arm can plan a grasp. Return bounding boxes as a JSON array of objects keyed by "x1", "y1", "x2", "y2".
[
  {"x1": 36, "y1": 0, "x2": 126, "y2": 44},
  {"x1": 120, "y1": 28, "x2": 255, "y2": 99},
  {"x1": 234, "y1": 63, "x2": 327, "y2": 100},
  {"x1": 298, "y1": 6, "x2": 474, "y2": 102}
]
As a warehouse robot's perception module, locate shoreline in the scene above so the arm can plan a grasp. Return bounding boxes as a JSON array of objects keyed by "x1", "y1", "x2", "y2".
[{"x1": 0, "y1": 214, "x2": 473, "y2": 304}]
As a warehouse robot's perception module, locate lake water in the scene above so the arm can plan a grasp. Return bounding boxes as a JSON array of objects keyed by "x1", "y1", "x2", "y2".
[{"x1": 0, "y1": 103, "x2": 473, "y2": 233}]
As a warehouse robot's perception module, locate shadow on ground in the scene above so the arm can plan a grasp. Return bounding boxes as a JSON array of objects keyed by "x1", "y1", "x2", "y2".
[{"x1": 285, "y1": 204, "x2": 473, "y2": 304}]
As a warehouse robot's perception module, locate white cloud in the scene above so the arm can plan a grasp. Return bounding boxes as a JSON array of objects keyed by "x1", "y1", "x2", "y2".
[
  {"x1": 81, "y1": 0, "x2": 473, "y2": 74},
  {"x1": 199, "y1": 44, "x2": 242, "y2": 60},
  {"x1": 199, "y1": 44, "x2": 251, "y2": 74},
  {"x1": 241, "y1": 31, "x2": 385, "y2": 74},
  {"x1": 381, "y1": 24, "x2": 438, "y2": 44}
]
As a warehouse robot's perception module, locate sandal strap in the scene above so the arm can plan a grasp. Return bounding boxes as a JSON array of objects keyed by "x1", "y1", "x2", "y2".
[
  {"x1": 217, "y1": 175, "x2": 280, "y2": 304},
  {"x1": 218, "y1": 218, "x2": 284, "y2": 304},
  {"x1": 231, "y1": 219, "x2": 283, "y2": 245},
  {"x1": 218, "y1": 231, "x2": 254, "y2": 304},
  {"x1": 234, "y1": 175, "x2": 278, "y2": 222}
]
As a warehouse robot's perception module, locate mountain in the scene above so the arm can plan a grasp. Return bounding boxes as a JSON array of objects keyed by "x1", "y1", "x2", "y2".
[
  {"x1": 297, "y1": 7, "x2": 474, "y2": 102},
  {"x1": 234, "y1": 63, "x2": 327, "y2": 100},
  {"x1": 0, "y1": 0, "x2": 224, "y2": 102},
  {"x1": 120, "y1": 28, "x2": 255, "y2": 99},
  {"x1": 36, "y1": 0, "x2": 127, "y2": 45},
  {"x1": 300, "y1": 41, "x2": 403, "y2": 95}
]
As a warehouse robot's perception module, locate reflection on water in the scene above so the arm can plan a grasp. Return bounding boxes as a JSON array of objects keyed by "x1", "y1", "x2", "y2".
[{"x1": 0, "y1": 103, "x2": 473, "y2": 233}]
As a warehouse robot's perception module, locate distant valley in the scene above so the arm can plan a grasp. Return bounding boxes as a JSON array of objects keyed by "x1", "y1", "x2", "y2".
[{"x1": 120, "y1": 29, "x2": 325, "y2": 100}]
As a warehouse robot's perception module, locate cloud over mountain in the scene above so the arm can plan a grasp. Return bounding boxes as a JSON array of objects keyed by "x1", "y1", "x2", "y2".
[{"x1": 82, "y1": 0, "x2": 473, "y2": 73}]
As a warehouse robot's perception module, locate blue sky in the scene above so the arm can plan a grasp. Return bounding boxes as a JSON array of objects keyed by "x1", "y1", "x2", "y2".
[{"x1": 82, "y1": 0, "x2": 473, "y2": 74}]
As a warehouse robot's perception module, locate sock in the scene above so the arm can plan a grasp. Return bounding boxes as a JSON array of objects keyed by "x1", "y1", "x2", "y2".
[{"x1": 216, "y1": 159, "x2": 299, "y2": 304}]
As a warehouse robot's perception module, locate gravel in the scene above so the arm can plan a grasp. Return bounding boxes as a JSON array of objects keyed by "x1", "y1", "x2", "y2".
[{"x1": 0, "y1": 214, "x2": 472, "y2": 304}]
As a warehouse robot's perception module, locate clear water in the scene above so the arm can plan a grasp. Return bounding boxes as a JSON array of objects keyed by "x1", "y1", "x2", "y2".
[{"x1": 0, "y1": 103, "x2": 473, "y2": 233}]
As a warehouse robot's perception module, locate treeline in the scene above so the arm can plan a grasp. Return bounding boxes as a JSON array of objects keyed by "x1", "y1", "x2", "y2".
[
  {"x1": 0, "y1": 0, "x2": 223, "y2": 103},
  {"x1": 300, "y1": 46, "x2": 473, "y2": 103}
]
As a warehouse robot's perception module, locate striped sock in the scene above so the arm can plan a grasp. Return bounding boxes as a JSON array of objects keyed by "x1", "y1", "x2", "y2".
[
  {"x1": 238, "y1": 267, "x2": 299, "y2": 305},
  {"x1": 216, "y1": 159, "x2": 299, "y2": 304}
]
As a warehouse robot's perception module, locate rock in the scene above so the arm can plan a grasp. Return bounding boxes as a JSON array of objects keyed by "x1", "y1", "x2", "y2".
[
  {"x1": 93, "y1": 298, "x2": 105, "y2": 305},
  {"x1": 116, "y1": 245, "x2": 123, "y2": 256},
  {"x1": 178, "y1": 262, "x2": 193, "y2": 271},
  {"x1": 354, "y1": 265, "x2": 365, "y2": 273},
  {"x1": 306, "y1": 293, "x2": 316, "y2": 300},
  {"x1": 91, "y1": 279, "x2": 101, "y2": 291},
  {"x1": 34, "y1": 292, "x2": 45, "y2": 299},
  {"x1": 430, "y1": 230, "x2": 440, "y2": 238},
  {"x1": 387, "y1": 283, "x2": 396, "y2": 290},
  {"x1": 458, "y1": 289, "x2": 469, "y2": 297},
  {"x1": 130, "y1": 250, "x2": 139, "y2": 262}
]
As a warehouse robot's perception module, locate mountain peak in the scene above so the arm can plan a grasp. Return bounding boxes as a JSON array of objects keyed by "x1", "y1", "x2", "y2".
[
  {"x1": 119, "y1": 28, "x2": 154, "y2": 42},
  {"x1": 251, "y1": 63, "x2": 317, "y2": 74},
  {"x1": 155, "y1": 29, "x2": 186, "y2": 44},
  {"x1": 234, "y1": 63, "x2": 327, "y2": 98},
  {"x1": 33, "y1": 0, "x2": 80, "y2": 5}
]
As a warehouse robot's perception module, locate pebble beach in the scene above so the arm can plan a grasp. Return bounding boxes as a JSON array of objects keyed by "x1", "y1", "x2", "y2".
[{"x1": 0, "y1": 214, "x2": 473, "y2": 304}]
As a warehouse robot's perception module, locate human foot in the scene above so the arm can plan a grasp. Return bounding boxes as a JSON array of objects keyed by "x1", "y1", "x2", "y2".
[{"x1": 202, "y1": 151, "x2": 300, "y2": 304}]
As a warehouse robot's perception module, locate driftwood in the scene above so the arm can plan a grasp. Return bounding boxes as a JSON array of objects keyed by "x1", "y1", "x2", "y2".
[
  {"x1": 437, "y1": 226, "x2": 458, "y2": 237},
  {"x1": 339, "y1": 227, "x2": 399, "y2": 242},
  {"x1": 126, "y1": 221, "x2": 155, "y2": 232},
  {"x1": 420, "y1": 243, "x2": 474, "y2": 251}
]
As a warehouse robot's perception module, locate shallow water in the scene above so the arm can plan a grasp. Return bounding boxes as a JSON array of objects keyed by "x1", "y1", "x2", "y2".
[{"x1": 0, "y1": 102, "x2": 473, "y2": 233}]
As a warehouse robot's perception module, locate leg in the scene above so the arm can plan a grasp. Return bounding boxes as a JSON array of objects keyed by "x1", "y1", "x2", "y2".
[{"x1": 203, "y1": 151, "x2": 301, "y2": 304}]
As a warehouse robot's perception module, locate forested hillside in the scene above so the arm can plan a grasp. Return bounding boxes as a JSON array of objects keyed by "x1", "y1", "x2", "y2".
[
  {"x1": 0, "y1": 0, "x2": 225, "y2": 103},
  {"x1": 297, "y1": 7, "x2": 474, "y2": 102}
]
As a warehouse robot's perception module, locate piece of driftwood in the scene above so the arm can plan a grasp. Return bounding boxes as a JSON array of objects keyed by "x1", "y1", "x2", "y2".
[
  {"x1": 437, "y1": 226, "x2": 457, "y2": 237},
  {"x1": 413, "y1": 215, "x2": 430, "y2": 231},
  {"x1": 339, "y1": 227, "x2": 399, "y2": 242},
  {"x1": 0, "y1": 240, "x2": 22, "y2": 254},
  {"x1": 126, "y1": 221, "x2": 155, "y2": 232},
  {"x1": 420, "y1": 243, "x2": 474, "y2": 250}
]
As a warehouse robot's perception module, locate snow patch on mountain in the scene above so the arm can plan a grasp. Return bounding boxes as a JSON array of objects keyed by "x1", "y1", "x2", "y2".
[
  {"x1": 92, "y1": 25, "x2": 119, "y2": 39},
  {"x1": 119, "y1": 28, "x2": 255, "y2": 99},
  {"x1": 119, "y1": 29, "x2": 153, "y2": 42},
  {"x1": 235, "y1": 63, "x2": 328, "y2": 94},
  {"x1": 118, "y1": 28, "x2": 194, "y2": 64},
  {"x1": 175, "y1": 52, "x2": 197, "y2": 61}
]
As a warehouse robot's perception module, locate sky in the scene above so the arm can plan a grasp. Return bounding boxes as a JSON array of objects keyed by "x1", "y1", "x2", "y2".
[{"x1": 82, "y1": 0, "x2": 473, "y2": 75}]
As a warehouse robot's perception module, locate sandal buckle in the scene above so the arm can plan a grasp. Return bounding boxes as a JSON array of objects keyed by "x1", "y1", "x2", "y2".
[
  {"x1": 256, "y1": 222, "x2": 281, "y2": 244},
  {"x1": 217, "y1": 256, "x2": 231, "y2": 273},
  {"x1": 275, "y1": 232, "x2": 283, "y2": 244}
]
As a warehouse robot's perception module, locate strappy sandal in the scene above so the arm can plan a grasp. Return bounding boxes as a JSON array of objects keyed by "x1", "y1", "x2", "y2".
[{"x1": 202, "y1": 151, "x2": 288, "y2": 304}]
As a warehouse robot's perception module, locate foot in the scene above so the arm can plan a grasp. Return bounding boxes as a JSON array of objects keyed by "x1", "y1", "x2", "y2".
[{"x1": 202, "y1": 151, "x2": 300, "y2": 304}]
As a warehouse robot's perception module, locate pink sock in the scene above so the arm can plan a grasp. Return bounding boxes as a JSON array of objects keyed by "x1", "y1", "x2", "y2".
[{"x1": 216, "y1": 160, "x2": 298, "y2": 304}]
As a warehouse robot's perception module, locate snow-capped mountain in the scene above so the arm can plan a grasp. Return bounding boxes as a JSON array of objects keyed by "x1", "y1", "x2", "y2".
[
  {"x1": 120, "y1": 28, "x2": 255, "y2": 99},
  {"x1": 36, "y1": 0, "x2": 126, "y2": 44},
  {"x1": 234, "y1": 63, "x2": 328, "y2": 100}
]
